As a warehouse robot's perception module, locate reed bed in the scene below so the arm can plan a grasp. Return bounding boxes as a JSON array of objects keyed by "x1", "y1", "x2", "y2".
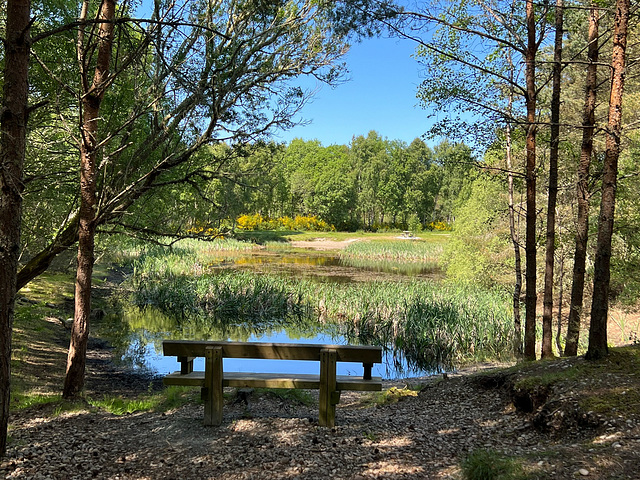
[
  {"x1": 313, "y1": 281, "x2": 514, "y2": 372},
  {"x1": 133, "y1": 271, "x2": 311, "y2": 322},
  {"x1": 129, "y1": 243, "x2": 514, "y2": 372},
  {"x1": 339, "y1": 256, "x2": 441, "y2": 276},
  {"x1": 340, "y1": 239, "x2": 444, "y2": 263},
  {"x1": 127, "y1": 238, "x2": 259, "y2": 280}
]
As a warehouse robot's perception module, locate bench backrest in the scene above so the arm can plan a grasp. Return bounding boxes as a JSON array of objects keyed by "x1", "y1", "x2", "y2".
[{"x1": 163, "y1": 340, "x2": 382, "y2": 363}]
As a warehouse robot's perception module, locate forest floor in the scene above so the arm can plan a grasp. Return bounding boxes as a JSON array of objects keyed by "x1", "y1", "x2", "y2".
[{"x1": 2, "y1": 259, "x2": 640, "y2": 479}]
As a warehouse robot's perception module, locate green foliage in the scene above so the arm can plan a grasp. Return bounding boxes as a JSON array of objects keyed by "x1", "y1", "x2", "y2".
[
  {"x1": 126, "y1": 238, "x2": 514, "y2": 372},
  {"x1": 461, "y1": 449, "x2": 524, "y2": 480},
  {"x1": 208, "y1": 133, "x2": 469, "y2": 233},
  {"x1": 444, "y1": 176, "x2": 510, "y2": 286},
  {"x1": 86, "y1": 385, "x2": 200, "y2": 415},
  {"x1": 88, "y1": 396, "x2": 159, "y2": 416},
  {"x1": 11, "y1": 393, "x2": 62, "y2": 411}
]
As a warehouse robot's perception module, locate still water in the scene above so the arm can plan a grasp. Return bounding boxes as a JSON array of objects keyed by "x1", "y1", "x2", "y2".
[
  {"x1": 209, "y1": 251, "x2": 441, "y2": 283},
  {"x1": 119, "y1": 307, "x2": 430, "y2": 380},
  {"x1": 134, "y1": 331, "x2": 411, "y2": 380},
  {"x1": 113, "y1": 250, "x2": 441, "y2": 380}
]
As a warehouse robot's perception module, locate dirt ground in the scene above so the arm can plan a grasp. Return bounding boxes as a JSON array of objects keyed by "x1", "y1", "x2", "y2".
[{"x1": 2, "y1": 312, "x2": 640, "y2": 479}]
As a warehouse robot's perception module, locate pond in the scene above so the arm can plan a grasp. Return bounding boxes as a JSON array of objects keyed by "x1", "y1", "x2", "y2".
[
  {"x1": 126, "y1": 330, "x2": 426, "y2": 380},
  {"x1": 108, "y1": 248, "x2": 445, "y2": 380},
  {"x1": 208, "y1": 250, "x2": 442, "y2": 283},
  {"x1": 120, "y1": 312, "x2": 430, "y2": 380}
]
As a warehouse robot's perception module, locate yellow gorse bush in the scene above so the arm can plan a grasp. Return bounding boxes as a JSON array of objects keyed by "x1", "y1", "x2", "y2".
[
  {"x1": 236, "y1": 213, "x2": 265, "y2": 230},
  {"x1": 428, "y1": 221, "x2": 452, "y2": 231},
  {"x1": 185, "y1": 225, "x2": 221, "y2": 237},
  {"x1": 236, "y1": 214, "x2": 334, "y2": 232}
]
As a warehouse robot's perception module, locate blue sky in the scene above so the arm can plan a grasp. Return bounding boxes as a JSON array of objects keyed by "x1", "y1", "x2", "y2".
[{"x1": 275, "y1": 35, "x2": 435, "y2": 147}]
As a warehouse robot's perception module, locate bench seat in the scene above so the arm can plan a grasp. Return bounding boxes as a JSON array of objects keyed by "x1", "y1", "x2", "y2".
[
  {"x1": 162, "y1": 341, "x2": 383, "y2": 427},
  {"x1": 164, "y1": 371, "x2": 383, "y2": 391}
]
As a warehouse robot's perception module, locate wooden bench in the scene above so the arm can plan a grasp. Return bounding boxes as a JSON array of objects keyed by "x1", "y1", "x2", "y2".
[{"x1": 162, "y1": 340, "x2": 383, "y2": 428}]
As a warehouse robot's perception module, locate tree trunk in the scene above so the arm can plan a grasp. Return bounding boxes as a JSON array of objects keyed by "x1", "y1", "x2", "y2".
[
  {"x1": 541, "y1": 0, "x2": 563, "y2": 359},
  {"x1": 565, "y1": 4, "x2": 599, "y2": 357},
  {"x1": 63, "y1": 0, "x2": 116, "y2": 398},
  {"x1": 586, "y1": 0, "x2": 630, "y2": 361},
  {"x1": 505, "y1": 48, "x2": 522, "y2": 356},
  {"x1": 556, "y1": 249, "x2": 565, "y2": 354},
  {"x1": 523, "y1": 0, "x2": 539, "y2": 361},
  {"x1": 0, "y1": 0, "x2": 31, "y2": 456},
  {"x1": 506, "y1": 122, "x2": 523, "y2": 356}
]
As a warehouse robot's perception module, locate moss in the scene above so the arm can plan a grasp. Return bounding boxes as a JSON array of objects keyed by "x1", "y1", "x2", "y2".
[
  {"x1": 364, "y1": 386, "x2": 420, "y2": 407},
  {"x1": 580, "y1": 386, "x2": 640, "y2": 415},
  {"x1": 512, "y1": 368, "x2": 580, "y2": 391}
]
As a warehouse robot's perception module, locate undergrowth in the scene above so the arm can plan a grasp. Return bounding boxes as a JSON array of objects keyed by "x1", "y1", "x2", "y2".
[{"x1": 461, "y1": 449, "x2": 525, "y2": 480}]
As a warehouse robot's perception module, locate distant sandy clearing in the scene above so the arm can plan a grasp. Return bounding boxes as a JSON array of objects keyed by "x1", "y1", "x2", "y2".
[{"x1": 287, "y1": 238, "x2": 362, "y2": 251}]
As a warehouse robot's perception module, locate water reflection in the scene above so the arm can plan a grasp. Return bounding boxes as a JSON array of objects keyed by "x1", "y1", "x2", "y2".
[
  {"x1": 106, "y1": 248, "x2": 443, "y2": 379},
  {"x1": 117, "y1": 306, "x2": 429, "y2": 380},
  {"x1": 207, "y1": 251, "x2": 441, "y2": 282}
]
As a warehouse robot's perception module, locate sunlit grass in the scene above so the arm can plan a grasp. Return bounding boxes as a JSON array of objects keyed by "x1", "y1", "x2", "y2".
[
  {"x1": 461, "y1": 449, "x2": 525, "y2": 480},
  {"x1": 17, "y1": 272, "x2": 75, "y2": 304},
  {"x1": 88, "y1": 395, "x2": 159, "y2": 415},
  {"x1": 341, "y1": 239, "x2": 444, "y2": 263},
  {"x1": 88, "y1": 386, "x2": 201, "y2": 415},
  {"x1": 11, "y1": 393, "x2": 62, "y2": 410}
]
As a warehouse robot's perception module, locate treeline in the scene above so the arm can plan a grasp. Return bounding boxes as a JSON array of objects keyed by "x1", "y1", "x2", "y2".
[{"x1": 182, "y1": 132, "x2": 477, "y2": 232}]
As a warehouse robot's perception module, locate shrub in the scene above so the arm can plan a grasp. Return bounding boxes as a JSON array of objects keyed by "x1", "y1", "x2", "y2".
[{"x1": 235, "y1": 214, "x2": 334, "y2": 232}]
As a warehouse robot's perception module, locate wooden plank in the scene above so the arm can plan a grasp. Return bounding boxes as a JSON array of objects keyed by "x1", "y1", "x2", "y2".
[
  {"x1": 204, "y1": 346, "x2": 223, "y2": 426},
  {"x1": 336, "y1": 375, "x2": 382, "y2": 391},
  {"x1": 319, "y1": 349, "x2": 337, "y2": 428},
  {"x1": 363, "y1": 363, "x2": 373, "y2": 380},
  {"x1": 163, "y1": 371, "x2": 206, "y2": 387},
  {"x1": 178, "y1": 356, "x2": 194, "y2": 374},
  {"x1": 225, "y1": 372, "x2": 321, "y2": 389},
  {"x1": 163, "y1": 340, "x2": 382, "y2": 364},
  {"x1": 164, "y1": 371, "x2": 382, "y2": 391}
]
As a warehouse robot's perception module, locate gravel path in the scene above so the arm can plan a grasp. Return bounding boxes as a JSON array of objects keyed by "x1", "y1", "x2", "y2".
[
  {"x1": 4, "y1": 361, "x2": 639, "y2": 480},
  {"x1": 3, "y1": 330, "x2": 640, "y2": 480}
]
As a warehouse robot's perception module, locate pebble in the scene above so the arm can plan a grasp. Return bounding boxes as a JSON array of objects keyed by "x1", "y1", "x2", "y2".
[{"x1": 2, "y1": 362, "x2": 638, "y2": 480}]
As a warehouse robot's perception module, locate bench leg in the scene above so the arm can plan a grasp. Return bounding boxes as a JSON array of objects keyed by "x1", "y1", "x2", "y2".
[
  {"x1": 319, "y1": 349, "x2": 337, "y2": 428},
  {"x1": 204, "y1": 346, "x2": 223, "y2": 426}
]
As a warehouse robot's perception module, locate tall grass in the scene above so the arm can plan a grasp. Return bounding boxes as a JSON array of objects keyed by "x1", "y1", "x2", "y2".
[
  {"x1": 129, "y1": 242, "x2": 514, "y2": 372},
  {"x1": 126, "y1": 238, "x2": 259, "y2": 281},
  {"x1": 341, "y1": 239, "x2": 443, "y2": 263},
  {"x1": 133, "y1": 271, "x2": 311, "y2": 322},
  {"x1": 314, "y1": 280, "x2": 514, "y2": 372},
  {"x1": 339, "y1": 256, "x2": 440, "y2": 276}
]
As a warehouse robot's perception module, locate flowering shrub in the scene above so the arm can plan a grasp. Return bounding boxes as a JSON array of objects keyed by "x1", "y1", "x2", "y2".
[
  {"x1": 428, "y1": 221, "x2": 452, "y2": 231},
  {"x1": 236, "y1": 213, "x2": 265, "y2": 230},
  {"x1": 185, "y1": 225, "x2": 220, "y2": 236},
  {"x1": 236, "y1": 214, "x2": 334, "y2": 232}
]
